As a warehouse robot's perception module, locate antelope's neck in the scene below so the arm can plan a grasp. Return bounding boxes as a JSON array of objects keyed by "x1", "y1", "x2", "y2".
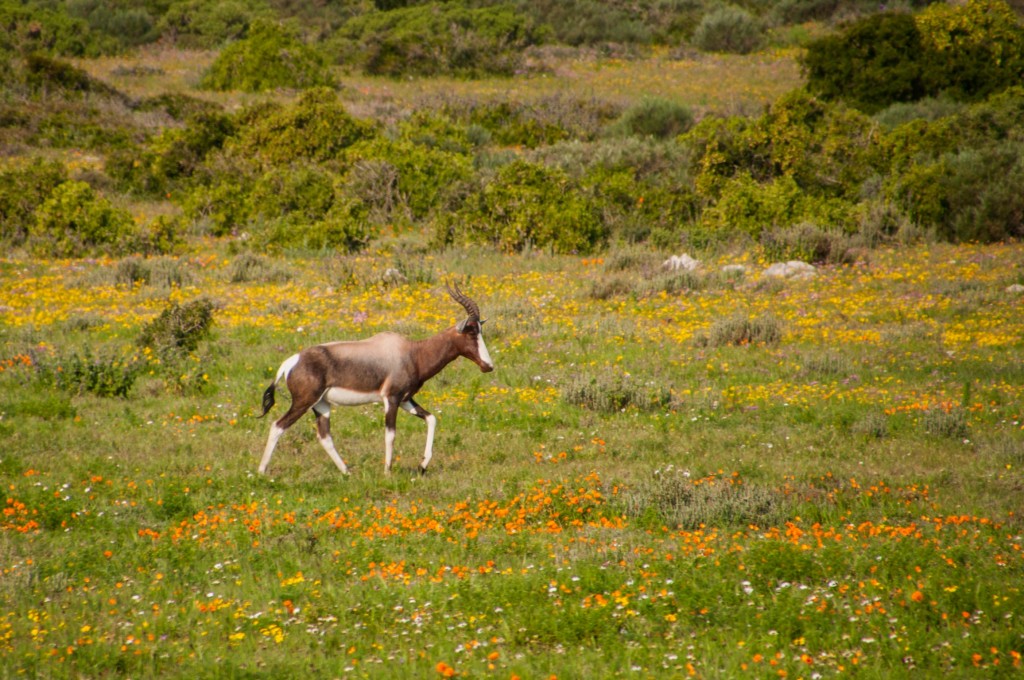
[{"x1": 413, "y1": 330, "x2": 461, "y2": 383}]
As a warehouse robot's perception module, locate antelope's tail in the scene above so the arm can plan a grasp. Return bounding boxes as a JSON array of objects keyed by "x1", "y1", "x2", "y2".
[
  {"x1": 258, "y1": 383, "x2": 276, "y2": 418},
  {"x1": 257, "y1": 354, "x2": 300, "y2": 419}
]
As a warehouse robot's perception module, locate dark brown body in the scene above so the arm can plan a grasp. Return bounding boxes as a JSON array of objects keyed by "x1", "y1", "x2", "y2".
[{"x1": 258, "y1": 323, "x2": 493, "y2": 475}]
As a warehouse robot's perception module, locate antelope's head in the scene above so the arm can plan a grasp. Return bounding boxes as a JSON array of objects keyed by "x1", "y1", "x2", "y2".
[{"x1": 447, "y1": 281, "x2": 494, "y2": 373}]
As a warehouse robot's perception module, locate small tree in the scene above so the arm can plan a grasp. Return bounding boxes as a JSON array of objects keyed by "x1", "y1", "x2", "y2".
[
  {"x1": 802, "y1": 12, "x2": 927, "y2": 114},
  {"x1": 29, "y1": 181, "x2": 135, "y2": 257},
  {"x1": 199, "y1": 19, "x2": 336, "y2": 92},
  {"x1": 692, "y1": 5, "x2": 763, "y2": 55}
]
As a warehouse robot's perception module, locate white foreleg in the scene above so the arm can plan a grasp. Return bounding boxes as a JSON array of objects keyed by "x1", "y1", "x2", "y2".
[
  {"x1": 401, "y1": 400, "x2": 436, "y2": 473},
  {"x1": 383, "y1": 398, "x2": 398, "y2": 473}
]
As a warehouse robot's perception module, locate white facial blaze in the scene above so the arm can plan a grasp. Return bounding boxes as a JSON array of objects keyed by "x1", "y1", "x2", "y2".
[{"x1": 477, "y1": 332, "x2": 494, "y2": 369}]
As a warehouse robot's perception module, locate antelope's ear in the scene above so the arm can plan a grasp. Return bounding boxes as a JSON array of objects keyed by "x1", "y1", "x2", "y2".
[{"x1": 456, "y1": 319, "x2": 469, "y2": 333}]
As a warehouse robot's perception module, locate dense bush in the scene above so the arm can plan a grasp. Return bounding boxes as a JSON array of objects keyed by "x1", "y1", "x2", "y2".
[
  {"x1": 880, "y1": 88, "x2": 1024, "y2": 242},
  {"x1": 135, "y1": 93, "x2": 222, "y2": 122},
  {"x1": 562, "y1": 369, "x2": 672, "y2": 413},
  {"x1": 34, "y1": 347, "x2": 140, "y2": 398},
  {"x1": 582, "y1": 165, "x2": 698, "y2": 244},
  {"x1": 692, "y1": 4, "x2": 763, "y2": 55},
  {"x1": 108, "y1": 111, "x2": 237, "y2": 196},
  {"x1": 0, "y1": 1, "x2": 117, "y2": 56},
  {"x1": 604, "y1": 97, "x2": 694, "y2": 139},
  {"x1": 761, "y1": 222, "x2": 856, "y2": 264},
  {"x1": 515, "y1": 0, "x2": 696, "y2": 46},
  {"x1": 29, "y1": 181, "x2": 136, "y2": 257},
  {"x1": 247, "y1": 198, "x2": 374, "y2": 253},
  {"x1": 22, "y1": 54, "x2": 126, "y2": 101},
  {"x1": 199, "y1": 19, "x2": 336, "y2": 92},
  {"x1": 246, "y1": 164, "x2": 336, "y2": 224},
  {"x1": 68, "y1": 0, "x2": 160, "y2": 48},
  {"x1": 345, "y1": 137, "x2": 473, "y2": 220},
  {"x1": 0, "y1": 159, "x2": 68, "y2": 247},
  {"x1": 801, "y1": 12, "x2": 927, "y2": 114},
  {"x1": 229, "y1": 88, "x2": 376, "y2": 166},
  {"x1": 803, "y1": 1, "x2": 1024, "y2": 112},
  {"x1": 138, "y1": 298, "x2": 215, "y2": 361},
  {"x1": 890, "y1": 145, "x2": 1024, "y2": 243},
  {"x1": 683, "y1": 90, "x2": 880, "y2": 236},
  {"x1": 916, "y1": 0, "x2": 1024, "y2": 101},
  {"x1": 332, "y1": 3, "x2": 542, "y2": 77},
  {"x1": 694, "y1": 313, "x2": 784, "y2": 347},
  {"x1": 158, "y1": 0, "x2": 266, "y2": 49},
  {"x1": 439, "y1": 160, "x2": 605, "y2": 253}
]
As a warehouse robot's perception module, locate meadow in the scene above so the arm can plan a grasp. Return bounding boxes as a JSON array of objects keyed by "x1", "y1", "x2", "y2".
[
  {"x1": 2, "y1": 5, "x2": 1024, "y2": 673},
  {"x1": 1, "y1": 239, "x2": 1023, "y2": 678}
]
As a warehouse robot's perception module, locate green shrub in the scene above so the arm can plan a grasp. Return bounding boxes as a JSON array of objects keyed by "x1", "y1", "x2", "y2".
[
  {"x1": 582, "y1": 166, "x2": 698, "y2": 245},
  {"x1": 440, "y1": 160, "x2": 605, "y2": 254},
  {"x1": 0, "y1": 158, "x2": 68, "y2": 247},
  {"x1": 230, "y1": 88, "x2": 376, "y2": 166},
  {"x1": 345, "y1": 137, "x2": 473, "y2": 219},
  {"x1": 921, "y1": 406, "x2": 970, "y2": 439},
  {"x1": 770, "y1": 0, "x2": 882, "y2": 25},
  {"x1": 181, "y1": 178, "x2": 252, "y2": 237},
  {"x1": 227, "y1": 252, "x2": 292, "y2": 283},
  {"x1": 247, "y1": 198, "x2": 374, "y2": 254},
  {"x1": 873, "y1": 97, "x2": 966, "y2": 130},
  {"x1": 34, "y1": 347, "x2": 140, "y2": 398},
  {"x1": 138, "y1": 299, "x2": 215, "y2": 362},
  {"x1": 889, "y1": 145, "x2": 1024, "y2": 243},
  {"x1": 605, "y1": 97, "x2": 694, "y2": 139},
  {"x1": 700, "y1": 173, "x2": 803, "y2": 237},
  {"x1": 199, "y1": 19, "x2": 336, "y2": 92},
  {"x1": 562, "y1": 369, "x2": 672, "y2": 413},
  {"x1": 684, "y1": 92, "x2": 880, "y2": 238},
  {"x1": 466, "y1": 95, "x2": 620, "y2": 146},
  {"x1": 333, "y1": 3, "x2": 541, "y2": 78},
  {"x1": 70, "y1": 2, "x2": 159, "y2": 48},
  {"x1": 803, "y1": 1, "x2": 1024, "y2": 111},
  {"x1": 802, "y1": 12, "x2": 927, "y2": 114},
  {"x1": 761, "y1": 222, "x2": 856, "y2": 264},
  {"x1": 134, "y1": 93, "x2": 222, "y2": 122},
  {"x1": 108, "y1": 112, "x2": 236, "y2": 196},
  {"x1": 247, "y1": 164, "x2": 337, "y2": 223},
  {"x1": 623, "y1": 469, "x2": 789, "y2": 530},
  {"x1": 0, "y1": 1, "x2": 116, "y2": 57},
  {"x1": 158, "y1": 0, "x2": 265, "y2": 49},
  {"x1": 916, "y1": 0, "x2": 1024, "y2": 102},
  {"x1": 29, "y1": 181, "x2": 136, "y2": 257},
  {"x1": 692, "y1": 5, "x2": 763, "y2": 55},
  {"x1": 694, "y1": 313, "x2": 784, "y2": 347}
]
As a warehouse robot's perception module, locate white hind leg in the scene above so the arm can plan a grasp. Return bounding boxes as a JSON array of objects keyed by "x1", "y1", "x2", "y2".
[{"x1": 315, "y1": 403, "x2": 348, "y2": 474}]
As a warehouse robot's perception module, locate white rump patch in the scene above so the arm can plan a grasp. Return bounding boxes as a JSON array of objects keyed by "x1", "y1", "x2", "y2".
[
  {"x1": 277, "y1": 354, "x2": 301, "y2": 384},
  {"x1": 323, "y1": 387, "x2": 382, "y2": 407}
]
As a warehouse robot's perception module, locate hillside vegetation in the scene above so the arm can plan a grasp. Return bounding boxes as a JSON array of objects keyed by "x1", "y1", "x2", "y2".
[{"x1": 1, "y1": 0, "x2": 1023, "y2": 258}]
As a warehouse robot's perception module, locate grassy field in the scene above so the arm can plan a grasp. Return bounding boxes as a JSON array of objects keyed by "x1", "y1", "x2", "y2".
[
  {"x1": 1, "y1": 240, "x2": 1023, "y2": 678},
  {"x1": 75, "y1": 44, "x2": 803, "y2": 119}
]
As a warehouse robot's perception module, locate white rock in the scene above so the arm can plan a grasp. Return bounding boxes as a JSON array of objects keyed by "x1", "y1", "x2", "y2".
[
  {"x1": 763, "y1": 260, "x2": 817, "y2": 280},
  {"x1": 1006, "y1": 283, "x2": 1024, "y2": 294},
  {"x1": 663, "y1": 253, "x2": 701, "y2": 271}
]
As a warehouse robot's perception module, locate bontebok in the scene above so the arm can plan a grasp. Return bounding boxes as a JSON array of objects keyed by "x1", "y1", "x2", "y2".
[{"x1": 257, "y1": 282, "x2": 494, "y2": 475}]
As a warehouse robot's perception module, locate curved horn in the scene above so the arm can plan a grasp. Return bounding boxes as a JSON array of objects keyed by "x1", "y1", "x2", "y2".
[{"x1": 446, "y1": 281, "x2": 481, "y2": 325}]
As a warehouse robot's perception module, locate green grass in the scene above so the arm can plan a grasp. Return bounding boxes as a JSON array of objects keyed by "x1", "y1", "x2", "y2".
[{"x1": 1, "y1": 242, "x2": 1023, "y2": 677}]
